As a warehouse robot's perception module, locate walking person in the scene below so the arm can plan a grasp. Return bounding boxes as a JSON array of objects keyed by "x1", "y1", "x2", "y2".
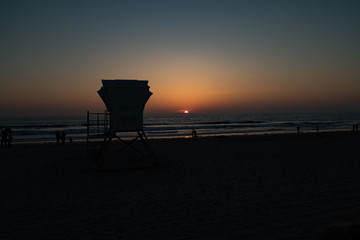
[
  {"x1": 1, "y1": 127, "x2": 8, "y2": 148},
  {"x1": 61, "y1": 131, "x2": 66, "y2": 145},
  {"x1": 56, "y1": 130, "x2": 61, "y2": 144},
  {"x1": 192, "y1": 129, "x2": 197, "y2": 138},
  {"x1": 6, "y1": 128, "x2": 13, "y2": 148}
]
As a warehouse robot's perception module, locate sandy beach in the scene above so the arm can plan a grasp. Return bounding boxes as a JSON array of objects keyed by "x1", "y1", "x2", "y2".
[{"x1": 1, "y1": 132, "x2": 359, "y2": 239}]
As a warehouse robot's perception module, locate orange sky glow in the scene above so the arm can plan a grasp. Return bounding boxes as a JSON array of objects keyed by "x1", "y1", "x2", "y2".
[{"x1": 1, "y1": 1, "x2": 360, "y2": 116}]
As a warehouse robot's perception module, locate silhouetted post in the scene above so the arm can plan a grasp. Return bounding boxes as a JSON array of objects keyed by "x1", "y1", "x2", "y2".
[
  {"x1": 297, "y1": 125, "x2": 300, "y2": 133},
  {"x1": 103, "y1": 111, "x2": 107, "y2": 133},
  {"x1": 97, "y1": 113, "x2": 100, "y2": 135}
]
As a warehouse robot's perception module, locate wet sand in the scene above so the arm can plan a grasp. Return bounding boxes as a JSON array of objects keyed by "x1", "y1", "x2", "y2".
[{"x1": 1, "y1": 132, "x2": 359, "y2": 239}]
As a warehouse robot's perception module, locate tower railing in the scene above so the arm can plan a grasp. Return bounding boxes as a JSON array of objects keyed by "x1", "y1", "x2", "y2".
[{"x1": 86, "y1": 111, "x2": 110, "y2": 151}]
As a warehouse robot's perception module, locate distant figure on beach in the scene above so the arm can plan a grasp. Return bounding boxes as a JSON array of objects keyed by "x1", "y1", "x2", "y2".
[
  {"x1": 356, "y1": 124, "x2": 359, "y2": 132},
  {"x1": 1, "y1": 127, "x2": 12, "y2": 148},
  {"x1": 297, "y1": 125, "x2": 300, "y2": 133},
  {"x1": 316, "y1": 126, "x2": 319, "y2": 133},
  {"x1": 316, "y1": 223, "x2": 360, "y2": 240},
  {"x1": 0, "y1": 127, "x2": 6, "y2": 148},
  {"x1": 69, "y1": 136, "x2": 73, "y2": 144},
  {"x1": 352, "y1": 125, "x2": 356, "y2": 132},
  {"x1": 192, "y1": 129, "x2": 197, "y2": 138},
  {"x1": 6, "y1": 128, "x2": 13, "y2": 148},
  {"x1": 56, "y1": 130, "x2": 61, "y2": 144},
  {"x1": 61, "y1": 131, "x2": 66, "y2": 145}
]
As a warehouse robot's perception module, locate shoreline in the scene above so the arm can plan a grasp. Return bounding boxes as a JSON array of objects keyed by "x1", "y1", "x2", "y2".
[
  {"x1": 8, "y1": 129, "x2": 359, "y2": 146},
  {"x1": 4, "y1": 111, "x2": 359, "y2": 145}
]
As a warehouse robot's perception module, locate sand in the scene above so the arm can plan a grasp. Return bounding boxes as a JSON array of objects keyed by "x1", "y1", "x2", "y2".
[{"x1": 1, "y1": 132, "x2": 359, "y2": 239}]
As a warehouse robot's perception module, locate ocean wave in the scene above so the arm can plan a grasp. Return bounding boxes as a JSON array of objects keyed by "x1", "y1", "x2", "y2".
[
  {"x1": 3, "y1": 112, "x2": 359, "y2": 143},
  {"x1": 197, "y1": 120, "x2": 265, "y2": 125}
]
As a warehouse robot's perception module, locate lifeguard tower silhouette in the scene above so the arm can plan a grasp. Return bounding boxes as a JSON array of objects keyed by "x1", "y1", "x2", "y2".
[{"x1": 95, "y1": 79, "x2": 157, "y2": 170}]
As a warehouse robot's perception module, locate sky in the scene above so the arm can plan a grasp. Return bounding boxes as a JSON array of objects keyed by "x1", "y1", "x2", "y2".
[{"x1": 1, "y1": 0, "x2": 360, "y2": 116}]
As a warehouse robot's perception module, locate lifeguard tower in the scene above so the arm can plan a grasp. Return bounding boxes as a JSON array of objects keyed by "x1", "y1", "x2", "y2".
[{"x1": 95, "y1": 79, "x2": 157, "y2": 170}]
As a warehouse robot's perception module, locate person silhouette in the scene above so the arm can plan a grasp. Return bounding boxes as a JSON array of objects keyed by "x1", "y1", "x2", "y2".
[
  {"x1": 61, "y1": 131, "x2": 66, "y2": 145},
  {"x1": 297, "y1": 125, "x2": 300, "y2": 133},
  {"x1": 192, "y1": 129, "x2": 197, "y2": 138},
  {"x1": 1, "y1": 127, "x2": 8, "y2": 148},
  {"x1": 6, "y1": 128, "x2": 13, "y2": 148},
  {"x1": 56, "y1": 130, "x2": 61, "y2": 144}
]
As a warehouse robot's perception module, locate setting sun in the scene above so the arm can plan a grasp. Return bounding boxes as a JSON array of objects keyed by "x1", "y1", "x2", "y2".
[{"x1": 184, "y1": 110, "x2": 189, "y2": 114}]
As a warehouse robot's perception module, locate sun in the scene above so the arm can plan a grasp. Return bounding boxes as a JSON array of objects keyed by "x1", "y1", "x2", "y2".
[{"x1": 184, "y1": 110, "x2": 189, "y2": 114}]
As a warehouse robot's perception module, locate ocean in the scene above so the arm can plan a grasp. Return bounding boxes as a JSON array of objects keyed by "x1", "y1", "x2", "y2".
[{"x1": 1, "y1": 112, "x2": 360, "y2": 144}]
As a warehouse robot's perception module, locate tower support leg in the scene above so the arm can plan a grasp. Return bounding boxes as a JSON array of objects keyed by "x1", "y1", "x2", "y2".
[{"x1": 95, "y1": 130, "x2": 158, "y2": 170}]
